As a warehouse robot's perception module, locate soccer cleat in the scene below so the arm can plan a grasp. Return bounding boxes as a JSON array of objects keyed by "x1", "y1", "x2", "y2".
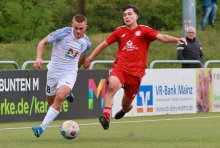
[
  {"x1": 32, "y1": 126, "x2": 44, "y2": 138},
  {"x1": 99, "y1": 115, "x2": 110, "y2": 130},
  {"x1": 114, "y1": 110, "x2": 126, "y2": 120},
  {"x1": 66, "y1": 93, "x2": 74, "y2": 103}
]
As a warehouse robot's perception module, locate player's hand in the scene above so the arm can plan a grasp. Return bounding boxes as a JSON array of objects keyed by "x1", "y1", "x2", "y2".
[
  {"x1": 83, "y1": 59, "x2": 92, "y2": 69},
  {"x1": 178, "y1": 37, "x2": 187, "y2": 45},
  {"x1": 33, "y1": 58, "x2": 43, "y2": 70}
]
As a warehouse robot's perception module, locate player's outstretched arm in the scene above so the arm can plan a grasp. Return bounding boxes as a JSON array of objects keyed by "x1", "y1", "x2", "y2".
[
  {"x1": 83, "y1": 41, "x2": 109, "y2": 69},
  {"x1": 33, "y1": 37, "x2": 49, "y2": 70},
  {"x1": 156, "y1": 34, "x2": 187, "y2": 45}
]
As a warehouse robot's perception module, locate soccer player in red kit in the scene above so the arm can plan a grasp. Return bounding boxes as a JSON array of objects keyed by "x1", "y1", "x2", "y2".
[{"x1": 83, "y1": 4, "x2": 187, "y2": 130}]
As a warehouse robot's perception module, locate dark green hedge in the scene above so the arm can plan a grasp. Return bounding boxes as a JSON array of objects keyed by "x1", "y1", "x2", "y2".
[{"x1": 0, "y1": 0, "x2": 216, "y2": 43}]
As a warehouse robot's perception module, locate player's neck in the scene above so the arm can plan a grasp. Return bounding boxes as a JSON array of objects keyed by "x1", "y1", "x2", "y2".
[{"x1": 126, "y1": 23, "x2": 138, "y2": 30}]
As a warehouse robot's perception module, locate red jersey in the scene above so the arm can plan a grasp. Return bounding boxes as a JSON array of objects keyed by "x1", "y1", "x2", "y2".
[{"x1": 106, "y1": 25, "x2": 159, "y2": 77}]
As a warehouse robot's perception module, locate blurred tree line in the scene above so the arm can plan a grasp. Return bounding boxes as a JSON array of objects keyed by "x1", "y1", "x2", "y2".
[{"x1": 0, "y1": 0, "x2": 217, "y2": 43}]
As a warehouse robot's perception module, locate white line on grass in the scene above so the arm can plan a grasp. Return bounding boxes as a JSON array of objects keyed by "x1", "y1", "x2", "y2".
[{"x1": 0, "y1": 115, "x2": 219, "y2": 131}]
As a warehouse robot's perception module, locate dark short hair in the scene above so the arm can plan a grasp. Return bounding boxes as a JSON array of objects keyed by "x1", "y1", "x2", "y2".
[
  {"x1": 123, "y1": 4, "x2": 139, "y2": 15},
  {"x1": 72, "y1": 14, "x2": 87, "y2": 24}
]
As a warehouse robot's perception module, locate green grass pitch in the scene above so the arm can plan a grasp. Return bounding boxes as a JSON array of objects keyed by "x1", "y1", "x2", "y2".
[{"x1": 0, "y1": 112, "x2": 219, "y2": 148}]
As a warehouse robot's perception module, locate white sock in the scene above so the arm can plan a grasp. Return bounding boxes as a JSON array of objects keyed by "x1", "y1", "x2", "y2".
[{"x1": 41, "y1": 106, "x2": 59, "y2": 130}]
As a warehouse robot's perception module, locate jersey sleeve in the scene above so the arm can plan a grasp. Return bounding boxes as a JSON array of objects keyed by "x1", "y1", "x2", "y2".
[
  {"x1": 106, "y1": 29, "x2": 118, "y2": 45},
  {"x1": 82, "y1": 35, "x2": 92, "y2": 55},
  {"x1": 47, "y1": 27, "x2": 72, "y2": 43},
  {"x1": 142, "y1": 26, "x2": 159, "y2": 42}
]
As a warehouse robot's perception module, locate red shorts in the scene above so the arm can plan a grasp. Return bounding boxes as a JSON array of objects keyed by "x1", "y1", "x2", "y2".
[{"x1": 110, "y1": 66, "x2": 142, "y2": 99}]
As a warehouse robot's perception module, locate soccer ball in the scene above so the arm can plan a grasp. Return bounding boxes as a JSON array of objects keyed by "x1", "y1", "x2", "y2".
[{"x1": 60, "y1": 120, "x2": 80, "y2": 139}]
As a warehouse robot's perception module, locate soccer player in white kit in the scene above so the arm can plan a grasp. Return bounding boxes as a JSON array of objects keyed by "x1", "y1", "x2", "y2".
[{"x1": 32, "y1": 14, "x2": 91, "y2": 138}]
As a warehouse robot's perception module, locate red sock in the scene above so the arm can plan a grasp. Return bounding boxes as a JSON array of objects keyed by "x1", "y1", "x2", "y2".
[
  {"x1": 103, "y1": 107, "x2": 111, "y2": 120},
  {"x1": 121, "y1": 108, "x2": 126, "y2": 113}
]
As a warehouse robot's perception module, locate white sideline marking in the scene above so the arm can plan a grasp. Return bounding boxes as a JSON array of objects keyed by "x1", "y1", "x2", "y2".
[{"x1": 0, "y1": 115, "x2": 219, "y2": 131}]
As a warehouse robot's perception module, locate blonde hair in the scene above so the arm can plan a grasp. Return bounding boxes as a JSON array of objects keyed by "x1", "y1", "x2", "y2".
[{"x1": 72, "y1": 14, "x2": 87, "y2": 24}]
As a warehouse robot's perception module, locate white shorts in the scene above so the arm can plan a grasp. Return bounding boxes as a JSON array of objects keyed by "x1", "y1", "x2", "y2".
[{"x1": 46, "y1": 71, "x2": 77, "y2": 96}]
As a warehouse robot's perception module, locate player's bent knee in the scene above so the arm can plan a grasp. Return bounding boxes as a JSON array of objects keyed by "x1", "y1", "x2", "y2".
[
  {"x1": 55, "y1": 93, "x2": 66, "y2": 100},
  {"x1": 107, "y1": 83, "x2": 118, "y2": 93},
  {"x1": 54, "y1": 96, "x2": 66, "y2": 105}
]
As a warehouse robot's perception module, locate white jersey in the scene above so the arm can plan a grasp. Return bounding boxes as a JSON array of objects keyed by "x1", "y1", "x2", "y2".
[{"x1": 46, "y1": 27, "x2": 91, "y2": 74}]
